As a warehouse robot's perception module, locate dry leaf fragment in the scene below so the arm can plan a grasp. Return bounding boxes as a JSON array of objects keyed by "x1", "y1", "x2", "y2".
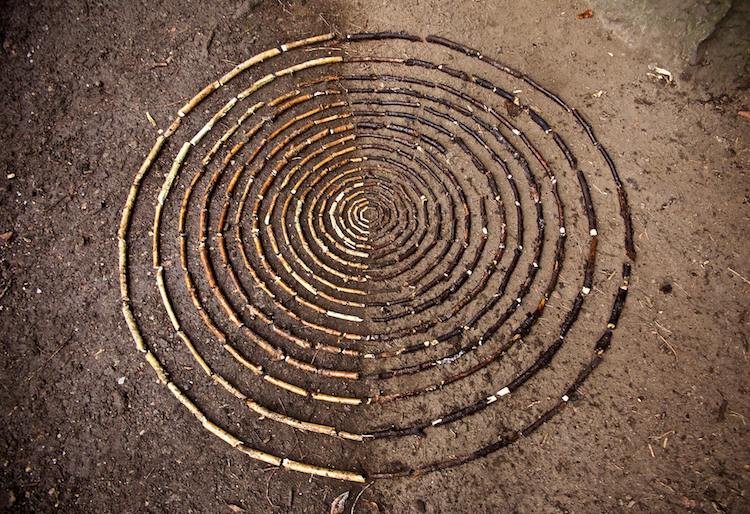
[
  {"x1": 738, "y1": 111, "x2": 750, "y2": 120},
  {"x1": 330, "y1": 491, "x2": 349, "y2": 514},
  {"x1": 504, "y1": 99, "x2": 522, "y2": 118},
  {"x1": 647, "y1": 64, "x2": 673, "y2": 84},
  {"x1": 361, "y1": 499, "x2": 381, "y2": 513},
  {"x1": 227, "y1": 504, "x2": 246, "y2": 513},
  {"x1": 681, "y1": 496, "x2": 697, "y2": 509},
  {"x1": 0, "y1": 231, "x2": 13, "y2": 242},
  {"x1": 577, "y1": 9, "x2": 594, "y2": 19}
]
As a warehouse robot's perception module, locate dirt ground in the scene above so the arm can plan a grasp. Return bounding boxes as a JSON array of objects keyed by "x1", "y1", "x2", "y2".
[{"x1": 1, "y1": 1, "x2": 749, "y2": 513}]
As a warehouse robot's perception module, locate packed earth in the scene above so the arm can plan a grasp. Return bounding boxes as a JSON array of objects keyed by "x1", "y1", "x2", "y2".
[{"x1": 1, "y1": 1, "x2": 749, "y2": 513}]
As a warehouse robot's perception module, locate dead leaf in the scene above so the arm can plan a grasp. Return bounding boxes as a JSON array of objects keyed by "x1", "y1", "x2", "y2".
[
  {"x1": 0, "y1": 231, "x2": 13, "y2": 242},
  {"x1": 647, "y1": 64, "x2": 674, "y2": 84},
  {"x1": 681, "y1": 496, "x2": 697, "y2": 509},
  {"x1": 360, "y1": 499, "x2": 381, "y2": 513},
  {"x1": 739, "y1": 111, "x2": 750, "y2": 120},
  {"x1": 330, "y1": 491, "x2": 349, "y2": 514},
  {"x1": 227, "y1": 504, "x2": 246, "y2": 513},
  {"x1": 577, "y1": 9, "x2": 594, "y2": 19},
  {"x1": 504, "y1": 100, "x2": 522, "y2": 118}
]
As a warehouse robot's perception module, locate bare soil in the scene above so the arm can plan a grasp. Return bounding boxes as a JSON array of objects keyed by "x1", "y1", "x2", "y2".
[{"x1": 1, "y1": 1, "x2": 749, "y2": 513}]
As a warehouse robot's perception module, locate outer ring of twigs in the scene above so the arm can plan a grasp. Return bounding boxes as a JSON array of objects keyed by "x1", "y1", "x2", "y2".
[{"x1": 118, "y1": 31, "x2": 635, "y2": 482}]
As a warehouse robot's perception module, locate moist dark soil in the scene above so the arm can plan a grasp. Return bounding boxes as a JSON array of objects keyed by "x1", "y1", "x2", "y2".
[{"x1": 1, "y1": 1, "x2": 749, "y2": 513}]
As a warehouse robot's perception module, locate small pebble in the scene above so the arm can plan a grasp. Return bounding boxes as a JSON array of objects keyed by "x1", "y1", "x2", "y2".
[{"x1": 117, "y1": 377, "x2": 126, "y2": 385}]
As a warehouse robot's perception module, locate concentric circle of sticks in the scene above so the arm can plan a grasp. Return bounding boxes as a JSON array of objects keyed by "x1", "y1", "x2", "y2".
[{"x1": 119, "y1": 32, "x2": 635, "y2": 483}]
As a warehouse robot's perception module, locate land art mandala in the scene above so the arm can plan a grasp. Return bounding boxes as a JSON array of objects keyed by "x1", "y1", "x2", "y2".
[{"x1": 118, "y1": 31, "x2": 635, "y2": 482}]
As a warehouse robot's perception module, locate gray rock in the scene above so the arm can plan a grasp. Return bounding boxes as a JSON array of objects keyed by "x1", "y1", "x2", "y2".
[{"x1": 591, "y1": 0, "x2": 732, "y2": 68}]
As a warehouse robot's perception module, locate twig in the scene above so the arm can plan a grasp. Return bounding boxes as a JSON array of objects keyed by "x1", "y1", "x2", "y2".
[
  {"x1": 319, "y1": 14, "x2": 341, "y2": 36},
  {"x1": 276, "y1": 0, "x2": 291, "y2": 15},
  {"x1": 654, "y1": 320, "x2": 672, "y2": 334},
  {"x1": 142, "y1": 466, "x2": 157, "y2": 482},
  {"x1": 266, "y1": 468, "x2": 279, "y2": 509},
  {"x1": 728, "y1": 267, "x2": 750, "y2": 286},
  {"x1": 26, "y1": 334, "x2": 74, "y2": 381},
  {"x1": 0, "y1": 280, "x2": 10, "y2": 301},
  {"x1": 657, "y1": 333, "x2": 677, "y2": 359},
  {"x1": 728, "y1": 410, "x2": 747, "y2": 425},
  {"x1": 350, "y1": 482, "x2": 374, "y2": 514}
]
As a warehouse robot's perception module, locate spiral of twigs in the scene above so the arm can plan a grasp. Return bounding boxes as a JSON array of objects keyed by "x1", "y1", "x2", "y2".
[{"x1": 118, "y1": 31, "x2": 634, "y2": 482}]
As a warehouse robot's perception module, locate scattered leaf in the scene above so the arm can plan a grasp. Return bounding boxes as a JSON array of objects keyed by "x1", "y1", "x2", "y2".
[
  {"x1": 504, "y1": 99, "x2": 522, "y2": 118},
  {"x1": 361, "y1": 499, "x2": 381, "y2": 513},
  {"x1": 330, "y1": 491, "x2": 349, "y2": 514},
  {"x1": 681, "y1": 496, "x2": 697, "y2": 509},
  {"x1": 0, "y1": 231, "x2": 13, "y2": 242},
  {"x1": 739, "y1": 111, "x2": 750, "y2": 120},
  {"x1": 647, "y1": 64, "x2": 674, "y2": 84},
  {"x1": 577, "y1": 9, "x2": 594, "y2": 19}
]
